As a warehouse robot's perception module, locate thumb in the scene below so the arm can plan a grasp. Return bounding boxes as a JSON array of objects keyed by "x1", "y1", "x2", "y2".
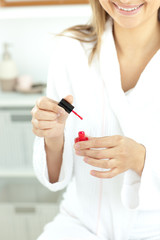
[{"x1": 64, "y1": 95, "x2": 73, "y2": 105}]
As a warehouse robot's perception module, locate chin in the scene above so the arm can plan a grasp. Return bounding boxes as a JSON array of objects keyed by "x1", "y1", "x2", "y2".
[{"x1": 114, "y1": 17, "x2": 143, "y2": 29}]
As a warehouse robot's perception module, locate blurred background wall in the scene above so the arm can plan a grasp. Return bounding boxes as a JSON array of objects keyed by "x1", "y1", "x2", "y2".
[{"x1": 0, "y1": 4, "x2": 91, "y2": 83}]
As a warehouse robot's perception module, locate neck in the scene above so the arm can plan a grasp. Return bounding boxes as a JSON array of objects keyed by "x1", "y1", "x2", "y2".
[{"x1": 113, "y1": 13, "x2": 160, "y2": 57}]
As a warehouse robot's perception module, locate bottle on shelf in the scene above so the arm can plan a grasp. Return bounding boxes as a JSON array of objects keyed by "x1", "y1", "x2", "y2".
[{"x1": 0, "y1": 43, "x2": 18, "y2": 91}]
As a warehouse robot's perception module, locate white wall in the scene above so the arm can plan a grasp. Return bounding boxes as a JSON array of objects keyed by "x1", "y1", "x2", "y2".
[{"x1": 0, "y1": 5, "x2": 91, "y2": 83}]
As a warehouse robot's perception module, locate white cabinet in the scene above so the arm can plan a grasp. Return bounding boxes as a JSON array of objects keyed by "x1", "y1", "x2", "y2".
[
  {"x1": 0, "y1": 91, "x2": 40, "y2": 175},
  {"x1": 0, "y1": 107, "x2": 35, "y2": 171},
  {"x1": 0, "y1": 177, "x2": 61, "y2": 240},
  {"x1": 0, "y1": 91, "x2": 63, "y2": 240},
  {"x1": 0, "y1": 203, "x2": 59, "y2": 240}
]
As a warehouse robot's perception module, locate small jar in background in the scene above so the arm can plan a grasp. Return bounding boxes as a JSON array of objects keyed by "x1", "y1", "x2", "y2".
[{"x1": 15, "y1": 75, "x2": 33, "y2": 92}]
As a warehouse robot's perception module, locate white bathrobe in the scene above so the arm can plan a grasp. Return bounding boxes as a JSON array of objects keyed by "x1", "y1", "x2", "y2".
[{"x1": 33, "y1": 18, "x2": 160, "y2": 240}]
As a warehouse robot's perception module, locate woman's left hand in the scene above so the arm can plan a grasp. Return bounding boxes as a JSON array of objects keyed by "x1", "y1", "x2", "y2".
[{"x1": 74, "y1": 135, "x2": 146, "y2": 178}]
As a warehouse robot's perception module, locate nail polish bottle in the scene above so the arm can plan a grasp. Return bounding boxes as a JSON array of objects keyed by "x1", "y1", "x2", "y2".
[
  {"x1": 75, "y1": 131, "x2": 88, "y2": 143},
  {"x1": 0, "y1": 43, "x2": 18, "y2": 91}
]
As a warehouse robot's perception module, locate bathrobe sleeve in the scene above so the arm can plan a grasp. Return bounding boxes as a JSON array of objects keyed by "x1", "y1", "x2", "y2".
[
  {"x1": 121, "y1": 103, "x2": 160, "y2": 210},
  {"x1": 33, "y1": 36, "x2": 74, "y2": 192}
]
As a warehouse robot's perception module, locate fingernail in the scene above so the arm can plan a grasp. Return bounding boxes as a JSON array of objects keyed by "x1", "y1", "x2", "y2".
[
  {"x1": 90, "y1": 171, "x2": 95, "y2": 176},
  {"x1": 75, "y1": 144, "x2": 80, "y2": 149},
  {"x1": 68, "y1": 96, "x2": 72, "y2": 101},
  {"x1": 76, "y1": 150, "x2": 81, "y2": 155}
]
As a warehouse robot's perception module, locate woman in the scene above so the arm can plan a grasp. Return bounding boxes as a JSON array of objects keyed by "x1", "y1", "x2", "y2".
[{"x1": 31, "y1": 1, "x2": 160, "y2": 239}]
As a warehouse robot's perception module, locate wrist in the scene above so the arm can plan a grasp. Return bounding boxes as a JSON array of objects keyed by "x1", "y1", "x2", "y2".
[
  {"x1": 45, "y1": 134, "x2": 64, "y2": 150},
  {"x1": 134, "y1": 144, "x2": 146, "y2": 176}
]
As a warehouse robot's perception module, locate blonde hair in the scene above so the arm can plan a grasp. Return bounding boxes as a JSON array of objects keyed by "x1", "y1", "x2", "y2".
[
  {"x1": 58, "y1": 0, "x2": 109, "y2": 64},
  {"x1": 59, "y1": 4, "x2": 160, "y2": 64}
]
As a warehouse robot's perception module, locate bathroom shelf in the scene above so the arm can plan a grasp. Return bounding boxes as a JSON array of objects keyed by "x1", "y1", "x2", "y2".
[
  {"x1": 0, "y1": 90, "x2": 45, "y2": 107},
  {"x1": 0, "y1": 4, "x2": 91, "y2": 19},
  {"x1": 0, "y1": 169, "x2": 35, "y2": 178}
]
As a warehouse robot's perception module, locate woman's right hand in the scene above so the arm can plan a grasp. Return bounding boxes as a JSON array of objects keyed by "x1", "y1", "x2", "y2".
[{"x1": 31, "y1": 95, "x2": 73, "y2": 139}]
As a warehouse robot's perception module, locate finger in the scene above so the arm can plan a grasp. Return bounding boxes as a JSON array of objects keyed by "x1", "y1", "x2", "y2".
[
  {"x1": 74, "y1": 135, "x2": 122, "y2": 150},
  {"x1": 90, "y1": 168, "x2": 120, "y2": 179},
  {"x1": 75, "y1": 148, "x2": 115, "y2": 159},
  {"x1": 84, "y1": 158, "x2": 117, "y2": 169},
  {"x1": 64, "y1": 95, "x2": 73, "y2": 105},
  {"x1": 32, "y1": 127, "x2": 53, "y2": 138},
  {"x1": 32, "y1": 127, "x2": 49, "y2": 137},
  {"x1": 32, "y1": 119, "x2": 57, "y2": 130},
  {"x1": 32, "y1": 108, "x2": 59, "y2": 121},
  {"x1": 36, "y1": 96, "x2": 62, "y2": 114}
]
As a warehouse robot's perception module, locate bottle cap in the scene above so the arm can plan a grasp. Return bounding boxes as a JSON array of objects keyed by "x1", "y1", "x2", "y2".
[
  {"x1": 58, "y1": 98, "x2": 74, "y2": 113},
  {"x1": 3, "y1": 43, "x2": 11, "y2": 60},
  {"x1": 75, "y1": 131, "x2": 88, "y2": 143}
]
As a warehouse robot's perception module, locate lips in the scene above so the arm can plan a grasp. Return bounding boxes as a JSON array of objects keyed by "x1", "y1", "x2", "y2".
[{"x1": 112, "y1": 1, "x2": 144, "y2": 10}]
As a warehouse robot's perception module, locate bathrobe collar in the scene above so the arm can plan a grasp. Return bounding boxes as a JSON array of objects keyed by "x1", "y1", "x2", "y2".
[{"x1": 98, "y1": 17, "x2": 160, "y2": 141}]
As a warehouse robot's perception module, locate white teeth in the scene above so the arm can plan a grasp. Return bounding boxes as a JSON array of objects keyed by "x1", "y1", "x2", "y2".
[{"x1": 118, "y1": 5, "x2": 140, "y2": 11}]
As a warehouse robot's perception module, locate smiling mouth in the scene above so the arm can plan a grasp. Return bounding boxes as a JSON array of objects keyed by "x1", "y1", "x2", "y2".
[{"x1": 112, "y1": 2, "x2": 144, "y2": 12}]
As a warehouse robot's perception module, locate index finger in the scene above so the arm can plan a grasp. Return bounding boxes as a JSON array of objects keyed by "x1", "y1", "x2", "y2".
[
  {"x1": 36, "y1": 96, "x2": 63, "y2": 114},
  {"x1": 74, "y1": 135, "x2": 121, "y2": 150}
]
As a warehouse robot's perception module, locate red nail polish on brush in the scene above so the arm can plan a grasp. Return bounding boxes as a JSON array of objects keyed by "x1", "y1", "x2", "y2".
[
  {"x1": 58, "y1": 98, "x2": 83, "y2": 120},
  {"x1": 75, "y1": 131, "x2": 88, "y2": 143}
]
